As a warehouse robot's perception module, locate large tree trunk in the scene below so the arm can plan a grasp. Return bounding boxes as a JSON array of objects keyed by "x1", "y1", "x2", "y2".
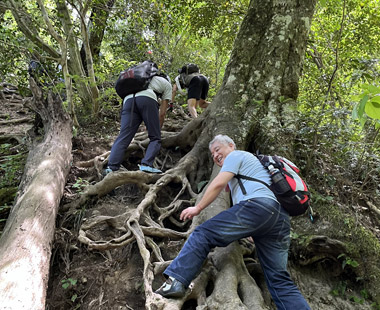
[
  {"x1": 210, "y1": 0, "x2": 316, "y2": 156},
  {"x1": 148, "y1": 0, "x2": 317, "y2": 308},
  {"x1": 0, "y1": 79, "x2": 72, "y2": 309},
  {"x1": 80, "y1": 0, "x2": 115, "y2": 70}
]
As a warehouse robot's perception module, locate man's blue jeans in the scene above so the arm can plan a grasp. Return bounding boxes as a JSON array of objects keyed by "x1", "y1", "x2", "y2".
[{"x1": 164, "y1": 198, "x2": 310, "y2": 310}]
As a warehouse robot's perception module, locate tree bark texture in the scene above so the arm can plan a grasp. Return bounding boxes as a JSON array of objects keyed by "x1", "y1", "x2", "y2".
[
  {"x1": 208, "y1": 0, "x2": 317, "y2": 156},
  {"x1": 190, "y1": 166, "x2": 268, "y2": 310},
  {"x1": 80, "y1": 0, "x2": 115, "y2": 69},
  {"x1": 0, "y1": 79, "x2": 72, "y2": 310}
]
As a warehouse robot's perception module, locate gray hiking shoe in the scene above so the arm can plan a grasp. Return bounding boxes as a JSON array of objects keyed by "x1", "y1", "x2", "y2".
[{"x1": 155, "y1": 276, "x2": 186, "y2": 298}]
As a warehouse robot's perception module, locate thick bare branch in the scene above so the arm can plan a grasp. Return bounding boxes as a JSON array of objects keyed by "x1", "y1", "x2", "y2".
[
  {"x1": 36, "y1": 0, "x2": 63, "y2": 45},
  {"x1": 7, "y1": 0, "x2": 61, "y2": 59}
]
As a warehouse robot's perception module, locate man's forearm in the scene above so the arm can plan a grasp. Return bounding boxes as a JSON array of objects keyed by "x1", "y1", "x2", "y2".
[
  {"x1": 196, "y1": 185, "x2": 224, "y2": 212},
  {"x1": 159, "y1": 100, "x2": 169, "y2": 127},
  {"x1": 196, "y1": 172, "x2": 233, "y2": 211},
  {"x1": 171, "y1": 85, "x2": 177, "y2": 102}
]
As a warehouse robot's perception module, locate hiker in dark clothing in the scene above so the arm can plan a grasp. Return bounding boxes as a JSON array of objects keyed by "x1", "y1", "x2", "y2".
[{"x1": 172, "y1": 64, "x2": 210, "y2": 118}]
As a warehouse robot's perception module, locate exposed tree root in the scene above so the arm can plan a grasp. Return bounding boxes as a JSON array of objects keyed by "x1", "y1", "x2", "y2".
[
  {"x1": 67, "y1": 127, "x2": 232, "y2": 309},
  {"x1": 65, "y1": 109, "x2": 281, "y2": 309},
  {"x1": 291, "y1": 235, "x2": 347, "y2": 277},
  {"x1": 0, "y1": 134, "x2": 25, "y2": 144},
  {"x1": 206, "y1": 243, "x2": 268, "y2": 309},
  {"x1": 366, "y1": 200, "x2": 380, "y2": 218},
  {"x1": 0, "y1": 116, "x2": 33, "y2": 125},
  {"x1": 296, "y1": 235, "x2": 346, "y2": 266},
  {"x1": 75, "y1": 151, "x2": 110, "y2": 168}
]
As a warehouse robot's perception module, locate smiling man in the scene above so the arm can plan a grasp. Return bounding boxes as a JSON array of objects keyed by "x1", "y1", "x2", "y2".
[{"x1": 155, "y1": 135, "x2": 310, "y2": 310}]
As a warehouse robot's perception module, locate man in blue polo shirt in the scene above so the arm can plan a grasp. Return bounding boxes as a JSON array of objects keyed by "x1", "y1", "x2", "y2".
[{"x1": 155, "y1": 134, "x2": 310, "y2": 310}]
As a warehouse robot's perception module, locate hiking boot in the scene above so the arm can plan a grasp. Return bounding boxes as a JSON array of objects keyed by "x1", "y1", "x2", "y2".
[
  {"x1": 155, "y1": 276, "x2": 186, "y2": 298},
  {"x1": 103, "y1": 167, "x2": 113, "y2": 176},
  {"x1": 139, "y1": 164, "x2": 162, "y2": 174},
  {"x1": 104, "y1": 166, "x2": 128, "y2": 175}
]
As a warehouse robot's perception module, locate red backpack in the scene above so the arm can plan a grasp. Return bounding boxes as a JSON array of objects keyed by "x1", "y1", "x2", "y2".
[{"x1": 235, "y1": 154, "x2": 311, "y2": 217}]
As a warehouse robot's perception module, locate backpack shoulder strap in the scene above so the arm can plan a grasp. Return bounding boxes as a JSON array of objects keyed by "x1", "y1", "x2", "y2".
[{"x1": 234, "y1": 174, "x2": 270, "y2": 195}]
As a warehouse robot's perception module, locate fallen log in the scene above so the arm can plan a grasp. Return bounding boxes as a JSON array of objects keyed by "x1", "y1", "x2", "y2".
[{"x1": 0, "y1": 78, "x2": 72, "y2": 310}]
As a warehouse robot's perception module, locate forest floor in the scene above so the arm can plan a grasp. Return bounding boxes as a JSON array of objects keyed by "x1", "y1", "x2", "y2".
[{"x1": 0, "y1": 87, "x2": 377, "y2": 310}]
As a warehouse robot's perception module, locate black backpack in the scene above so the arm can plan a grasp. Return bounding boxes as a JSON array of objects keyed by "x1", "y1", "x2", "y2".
[
  {"x1": 115, "y1": 60, "x2": 158, "y2": 99},
  {"x1": 179, "y1": 63, "x2": 200, "y2": 75},
  {"x1": 235, "y1": 154, "x2": 311, "y2": 217}
]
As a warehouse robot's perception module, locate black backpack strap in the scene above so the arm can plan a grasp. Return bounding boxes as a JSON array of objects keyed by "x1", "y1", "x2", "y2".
[
  {"x1": 235, "y1": 174, "x2": 270, "y2": 195},
  {"x1": 128, "y1": 94, "x2": 136, "y2": 128}
]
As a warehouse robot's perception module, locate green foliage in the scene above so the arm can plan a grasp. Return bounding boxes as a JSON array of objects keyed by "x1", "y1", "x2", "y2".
[
  {"x1": 72, "y1": 178, "x2": 89, "y2": 192},
  {"x1": 0, "y1": 10, "x2": 31, "y2": 87},
  {"x1": 372, "y1": 302, "x2": 380, "y2": 310},
  {"x1": 331, "y1": 280, "x2": 347, "y2": 297},
  {"x1": 99, "y1": 0, "x2": 249, "y2": 108},
  {"x1": 308, "y1": 199, "x2": 380, "y2": 304},
  {"x1": 338, "y1": 253, "x2": 359, "y2": 270},
  {"x1": 0, "y1": 142, "x2": 27, "y2": 230},
  {"x1": 298, "y1": 0, "x2": 380, "y2": 184},
  {"x1": 61, "y1": 278, "x2": 79, "y2": 304},
  {"x1": 0, "y1": 143, "x2": 27, "y2": 190},
  {"x1": 331, "y1": 281, "x2": 367, "y2": 304},
  {"x1": 61, "y1": 278, "x2": 77, "y2": 290},
  {"x1": 332, "y1": 281, "x2": 372, "y2": 305},
  {"x1": 1, "y1": 0, "x2": 249, "y2": 121},
  {"x1": 289, "y1": 231, "x2": 311, "y2": 247},
  {"x1": 352, "y1": 84, "x2": 380, "y2": 127}
]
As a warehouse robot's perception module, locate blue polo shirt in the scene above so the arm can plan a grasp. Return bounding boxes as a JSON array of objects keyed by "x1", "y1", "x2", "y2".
[{"x1": 220, "y1": 150, "x2": 278, "y2": 205}]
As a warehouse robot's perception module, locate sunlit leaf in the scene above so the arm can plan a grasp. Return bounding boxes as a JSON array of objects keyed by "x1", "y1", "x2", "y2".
[
  {"x1": 368, "y1": 85, "x2": 380, "y2": 94},
  {"x1": 351, "y1": 104, "x2": 359, "y2": 120},
  {"x1": 358, "y1": 94, "x2": 368, "y2": 118},
  {"x1": 365, "y1": 100, "x2": 380, "y2": 120},
  {"x1": 371, "y1": 96, "x2": 380, "y2": 104}
]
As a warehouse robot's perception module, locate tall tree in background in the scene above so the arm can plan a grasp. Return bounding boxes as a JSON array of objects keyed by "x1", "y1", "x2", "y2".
[
  {"x1": 4, "y1": 0, "x2": 109, "y2": 121},
  {"x1": 80, "y1": 0, "x2": 115, "y2": 72}
]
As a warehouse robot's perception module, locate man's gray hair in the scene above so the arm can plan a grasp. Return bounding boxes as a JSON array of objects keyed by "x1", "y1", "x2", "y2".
[{"x1": 209, "y1": 135, "x2": 236, "y2": 150}]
